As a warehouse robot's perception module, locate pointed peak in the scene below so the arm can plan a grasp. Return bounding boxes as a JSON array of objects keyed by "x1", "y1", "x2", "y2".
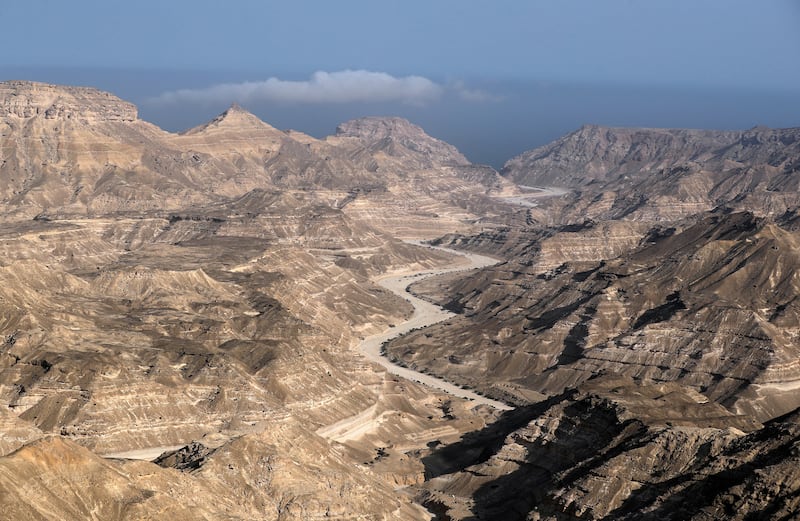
[
  {"x1": 181, "y1": 103, "x2": 281, "y2": 136},
  {"x1": 216, "y1": 102, "x2": 259, "y2": 121},
  {"x1": 225, "y1": 102, "x2": 248, "y2": 114}
]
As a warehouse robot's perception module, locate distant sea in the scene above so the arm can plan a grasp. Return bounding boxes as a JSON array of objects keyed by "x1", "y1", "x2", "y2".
[{"x1": 4, "y1": 66, "x2": 798, "y2": 169}]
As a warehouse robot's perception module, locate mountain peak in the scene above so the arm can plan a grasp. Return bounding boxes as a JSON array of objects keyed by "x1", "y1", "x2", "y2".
[
  {"x1": 225, "y1": 102, "x2": 248, "y2": 114},
  {"x1": 215, "y1": 102, "x2": 265, "y2": 124},
  {"x1": 181, "y1": 103, "x2": 280, "y2": 135},
  {"x1": 334, "y1": 116, "x2": 470, "y2": 166}
]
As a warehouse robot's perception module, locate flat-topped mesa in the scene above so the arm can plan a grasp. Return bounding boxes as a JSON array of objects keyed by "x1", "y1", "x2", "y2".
[
  {"x1": 336, "y1": 116, "x2": 471, "y2": 166},
  {"x1": 0, "y1": 80, "x2": 137, "y2": 122}
]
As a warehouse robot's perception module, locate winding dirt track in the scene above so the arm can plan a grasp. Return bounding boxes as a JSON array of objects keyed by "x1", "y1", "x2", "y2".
[{"x1": 359, "y1": 243, "x2": 513, "y2": 411}]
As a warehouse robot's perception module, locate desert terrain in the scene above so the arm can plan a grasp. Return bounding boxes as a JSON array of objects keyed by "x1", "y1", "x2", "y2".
[{"x1": 2, "y1": 81, "x2": 800, "y2": 520}]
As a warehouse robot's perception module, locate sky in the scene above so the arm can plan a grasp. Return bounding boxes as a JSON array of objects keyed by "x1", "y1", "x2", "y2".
[{"x1": 1, "y1": 0, "x2": 799, "y2": 167}]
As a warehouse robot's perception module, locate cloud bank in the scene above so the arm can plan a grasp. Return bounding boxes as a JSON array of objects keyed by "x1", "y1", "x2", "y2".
[
  {"x1": 152, "y1": 70, "x2": 444, "y2": 105},
  {"x1": 151, "y1": 70, "x2": 501, "y2": 106}
]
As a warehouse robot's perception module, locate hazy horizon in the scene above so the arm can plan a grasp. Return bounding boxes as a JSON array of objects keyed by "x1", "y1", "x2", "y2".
[
  {"x1": 2, "y1": 1, "x2": 798, "y2": 168},
  {"x1": 5, "y1": 66, "x2": 798, "y2": 168}
]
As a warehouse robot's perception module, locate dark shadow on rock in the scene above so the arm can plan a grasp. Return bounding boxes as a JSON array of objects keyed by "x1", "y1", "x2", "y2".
[
  {"x1": 556, "y1": 305, "x2": 596, "y2": 365},
  {"x1": 154, "y1": 441, "x2": 215, "y2": 472},
  {"x1": 607, "y1": 410, "x2": 800, "y2": 520},
  {"x1": 632, "y1": 291, "x2": 686, "y2": 330},
  {"x1": 466, "y1": 397, "x2": 653, "y2": 520},
  {"x1": 422, "y1": 391, "x2": 576, "y2": 480}
]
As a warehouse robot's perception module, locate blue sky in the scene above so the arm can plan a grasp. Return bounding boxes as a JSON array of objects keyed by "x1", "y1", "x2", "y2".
[{"x1": 1, "y1": 1, "x2": 799, "y2": 166}]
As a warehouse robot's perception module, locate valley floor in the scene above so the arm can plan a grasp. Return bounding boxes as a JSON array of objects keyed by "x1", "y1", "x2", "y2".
[
  {"x1": 317, "y1": 244, "x2": 513, "y2": 444},
  {"x1": 361, "y1": 244, "x2": 512, "y2": 409}
]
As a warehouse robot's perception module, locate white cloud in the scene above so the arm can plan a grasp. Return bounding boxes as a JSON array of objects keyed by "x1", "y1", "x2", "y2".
[
  {"x1": 151, "y1": 70, "x2": 444, "y2": 106},
  {"x1": 150, "y1": 70, "x2": 502, "y2": 107}
]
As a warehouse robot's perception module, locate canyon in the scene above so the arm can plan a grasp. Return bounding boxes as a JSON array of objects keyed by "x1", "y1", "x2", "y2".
[{"x1": 1, "y1": 80, "x2": 800, "y2": 520}]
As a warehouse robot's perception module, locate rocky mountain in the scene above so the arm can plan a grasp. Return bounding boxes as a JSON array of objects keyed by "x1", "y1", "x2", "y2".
[
  {"x1": 504, "y1": 124, "x2": 800, "y2": 189},
  {"x1": 503, "y1": 124, "x2": 800, "y2": 226},
  {"x1": 0, "y1": 81, "x2": 512, "y2": 231},
  {"x1": 333, "y1": 116, "x2": 470, "y2": 169}
]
